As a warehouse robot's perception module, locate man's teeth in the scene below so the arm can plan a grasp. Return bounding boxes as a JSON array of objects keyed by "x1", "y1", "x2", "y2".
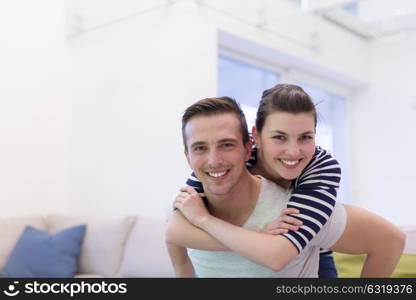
[
  {"x1": 208, "y1": 171, "x2": 227, "y2": 177},
  {"x1": 281, "y1": 159, "x2": 299, "y2": 166}
]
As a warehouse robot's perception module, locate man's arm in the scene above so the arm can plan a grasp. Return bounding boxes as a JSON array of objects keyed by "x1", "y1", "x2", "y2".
[
  {"x1": 172, "y1": 186, "x2": 298, "y2": 272},
  {"x1": 166, "y1": 241, "x2": 196, "y2": 278},
  {"x1": 331, "y1": 204, "x2": 405, "y2": 277}
]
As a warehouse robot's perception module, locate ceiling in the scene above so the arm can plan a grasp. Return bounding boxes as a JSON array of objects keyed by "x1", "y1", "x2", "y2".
[
  {"x1": 67, "y1": 0, "x2": 416, "y2": 43},
  {"x1": 197, "y1": 0, "x2": 416, "y2": 42},
  {"x1": 291, "y1": 0, "x2": 416, "y2": 40}
]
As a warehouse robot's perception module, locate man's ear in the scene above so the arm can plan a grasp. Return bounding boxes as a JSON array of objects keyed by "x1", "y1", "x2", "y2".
[
  {"x1": 252, "y1": 126, "x2": 261, "y2": 149},
  {"x1": 185, "y1": 150, "x2": 191, "y2": 167}
]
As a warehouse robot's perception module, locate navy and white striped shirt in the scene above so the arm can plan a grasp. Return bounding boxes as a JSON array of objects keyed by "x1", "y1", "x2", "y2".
[{"x1": 186, "y1": 145, "x2": 341, "y2": 254}]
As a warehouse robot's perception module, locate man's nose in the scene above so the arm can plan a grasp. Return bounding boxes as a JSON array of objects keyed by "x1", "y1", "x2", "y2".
[{"x1": 207, "y1": 149, "x2": 224, "y2": 167}]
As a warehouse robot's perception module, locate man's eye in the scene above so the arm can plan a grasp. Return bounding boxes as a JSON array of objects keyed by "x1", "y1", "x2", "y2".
[
  {"x1": 300, "y1": 135, "x2": 313, "y2": 141},
  {"x1": 193, "y1": 146, "x2": 206, "y2": 152},
  {"x1": 222, "y1": 143, "x2": 235, "y2": 149}
]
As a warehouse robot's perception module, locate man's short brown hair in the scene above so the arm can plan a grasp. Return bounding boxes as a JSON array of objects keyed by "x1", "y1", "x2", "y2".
[{"x1": 182, "y1": 97, "x2": 250, "y2": 151}]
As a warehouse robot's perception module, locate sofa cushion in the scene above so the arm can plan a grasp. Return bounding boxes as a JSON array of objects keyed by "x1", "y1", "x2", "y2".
[
  {"x1": 117, "y1": 216, "x2": 174, "y2": 277},
  {"x1": 47, "y1": 215, "x2": 137, "y2": 277},
  {"x1": 400, "y1": 225, "x2": 416, "y2": 254},
  {"x1": 333, "y1": 252, "x2": 416, "y2": 278},
  {"x1": 1, "y1": 225, "x2": 86, "y2": 277},
  {"x1": 0, "y1": 216, "x2": 47, "y2": 270}
]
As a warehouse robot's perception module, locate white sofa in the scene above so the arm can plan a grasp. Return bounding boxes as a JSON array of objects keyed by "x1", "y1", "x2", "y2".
[
  {"x1": 3, "y1": 214, "x2": 414, "y2": 278},
  {"x1": 0, "y1": 214, "x2": 175, "y2": 277}
]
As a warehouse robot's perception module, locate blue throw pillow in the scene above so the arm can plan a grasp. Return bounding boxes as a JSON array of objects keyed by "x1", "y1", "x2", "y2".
[{"x1": 1, "y1": 224, "x2": 86, "y2": 277}]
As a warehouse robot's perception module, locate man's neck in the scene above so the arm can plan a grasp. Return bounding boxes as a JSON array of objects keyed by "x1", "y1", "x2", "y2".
[{"x1": 204, "y1": 171, "x2": 262, "y2": 226}]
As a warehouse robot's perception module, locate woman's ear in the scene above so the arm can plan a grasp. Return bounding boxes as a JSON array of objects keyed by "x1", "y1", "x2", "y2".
[
  {"x1": 244, "y1": 139, "x2": 252, "y2": 162},
  {"x1": 252, "y1": 126, "x2": 261, "y2": 149}
]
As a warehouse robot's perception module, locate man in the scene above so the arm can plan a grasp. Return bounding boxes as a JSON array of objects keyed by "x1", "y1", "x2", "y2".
[{"x1": 166, "y1": 96, "x2": 404, "y2": 277}]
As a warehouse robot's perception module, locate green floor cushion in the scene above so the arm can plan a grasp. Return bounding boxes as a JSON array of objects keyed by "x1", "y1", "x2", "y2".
[{"x1": 333, "y1": 252, "x2": 416, "y2": 278}]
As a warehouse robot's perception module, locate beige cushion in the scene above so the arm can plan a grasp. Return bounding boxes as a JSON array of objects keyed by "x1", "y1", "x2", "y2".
[
  {"x1": 117, "y1": 216, "x2": 175, "y2": 277},
  {"x1": 0, "y1": 215, "x2": 47, "y2": 269},
  {"x1": 47, "y1": 214, "x2": 137, "y2": 276},
  {"x1": 400, "y1": 225, "x2": 416, "y2": 254}
]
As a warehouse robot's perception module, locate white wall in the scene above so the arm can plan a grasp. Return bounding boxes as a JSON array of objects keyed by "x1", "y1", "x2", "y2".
[
  {"x1": 68, "y1": 2, "x2": 217, "y2": 218},
  {"x1": 0, "y1": 1, "x2": 217, "y2": 219},
  {"x1": 2, "y1": 0, "x2": 414, "y2": 225},
  {"x1": 0, "y1": 0, "x2": 72, "y2": 217},
  {"x1": 350, "y1": 31, "x2": 416, "y2": 225}
]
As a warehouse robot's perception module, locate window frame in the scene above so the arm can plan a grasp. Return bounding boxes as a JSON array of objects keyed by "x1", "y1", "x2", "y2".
[{"x1": 218, "y1": 31, "x2": 355, "y2": 203}]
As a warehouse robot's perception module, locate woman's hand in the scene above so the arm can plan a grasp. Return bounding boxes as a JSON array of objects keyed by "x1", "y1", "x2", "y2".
[
  {"x1": 173, "y1": 186, "x2": 210, "y2": 228},
  {"x1": 262, "y1": 208, "x2": 303, "y2": 235}
]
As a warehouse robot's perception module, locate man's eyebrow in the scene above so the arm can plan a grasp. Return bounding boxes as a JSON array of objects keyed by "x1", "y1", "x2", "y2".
[
  {"x1": 300, "y1": 131, "x2": 315, "y2": 135},
  {"x1": 190, "y1": 141, "x2": 207, "y2": 149},
  {"x1": 218, "y1": 138, "x2": 239, "y2": 144},
  {"x1": 190, "y1": 138, "x2": 239, "y2": 149}
]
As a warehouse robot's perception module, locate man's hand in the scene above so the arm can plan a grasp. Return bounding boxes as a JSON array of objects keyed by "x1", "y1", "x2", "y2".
[
  {"x1": 262, "y1": 208, "x2": 303, "y2": 235},
  {"x1": 166, "y1": 242, "x2": 196, "y2": 278},
  {"x1": 173, "y1": 186, "x2": 210, "y2": 228},
  {"x1": 171, "y1": 188, "x2": 299, "y2": 271}
]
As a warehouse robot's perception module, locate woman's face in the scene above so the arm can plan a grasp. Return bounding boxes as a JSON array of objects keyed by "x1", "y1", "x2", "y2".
[{"x1": 253, "y1": 111, "x2": 316, "y2": 181}]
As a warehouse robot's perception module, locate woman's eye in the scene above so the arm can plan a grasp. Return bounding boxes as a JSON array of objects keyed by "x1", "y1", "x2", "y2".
[{"x1": 272, "y1": 135, "x2": 286, "y2": 141}]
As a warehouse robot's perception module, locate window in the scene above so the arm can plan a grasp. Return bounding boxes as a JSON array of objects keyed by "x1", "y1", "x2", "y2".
[
  {"x1": 218, "y1": 55, "x2": 280, "y2": 130},
  {"x1": 297, "y1": 84, "x2": 350, "y2": 204},
  {"x1": 218, "y1": 54, "x2": 350, "y2": 203},
  {"x1": 342, "y1": 2, "x2": 359, "y2": 16}
]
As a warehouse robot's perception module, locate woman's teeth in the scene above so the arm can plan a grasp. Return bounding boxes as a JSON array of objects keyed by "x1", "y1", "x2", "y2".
[{"x1": 280, "y1": 159, "x2": 299, "y2": 166}]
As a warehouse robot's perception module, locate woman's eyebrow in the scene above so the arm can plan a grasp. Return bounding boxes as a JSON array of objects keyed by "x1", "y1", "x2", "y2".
[
  {"x1": 270, "y1": 130, "x2": 315, "y2": 135},
  {"x1": 270, "y1": 130, "x2": 287, "y2": 135}
]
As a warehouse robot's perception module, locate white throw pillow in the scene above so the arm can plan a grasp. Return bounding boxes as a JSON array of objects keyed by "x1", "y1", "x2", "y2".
[
  {"x1": 117, "y1": 216, "x2": 175, "y2": 277},
  {"x1": 0, "y1": 216, "x2": 47, "y2": 269},
  {"x1": 47, "y1": 215, "x2": 137, "y2": 276}
]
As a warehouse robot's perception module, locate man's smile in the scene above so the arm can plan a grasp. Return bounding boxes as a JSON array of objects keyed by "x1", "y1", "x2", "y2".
[{"x1": 205, "y1": 169, "x2": 230, "y2": 179}]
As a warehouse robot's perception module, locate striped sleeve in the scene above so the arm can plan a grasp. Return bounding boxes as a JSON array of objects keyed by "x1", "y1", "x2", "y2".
[
  {"x1": 282, "y1": 146, "x2": 341, "y2": 253},
  {"x1": 186, "y1": 172, "x2": 208, "y2": 206}
]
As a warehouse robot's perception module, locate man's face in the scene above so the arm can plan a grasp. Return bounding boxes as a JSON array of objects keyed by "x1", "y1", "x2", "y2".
[{"x1": 184, "y1": 113, "x2": 251, "y2": 198}]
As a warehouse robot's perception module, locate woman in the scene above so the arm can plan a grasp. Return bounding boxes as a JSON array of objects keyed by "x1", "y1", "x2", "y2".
[{"x1": 186, "y1": 84, "x2": 340, "y2": 277}]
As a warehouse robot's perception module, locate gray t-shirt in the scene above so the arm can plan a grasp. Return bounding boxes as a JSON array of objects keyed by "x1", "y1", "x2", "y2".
[{"x1": 188, "y1": 176, "x2": 347, "y2": 277}]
